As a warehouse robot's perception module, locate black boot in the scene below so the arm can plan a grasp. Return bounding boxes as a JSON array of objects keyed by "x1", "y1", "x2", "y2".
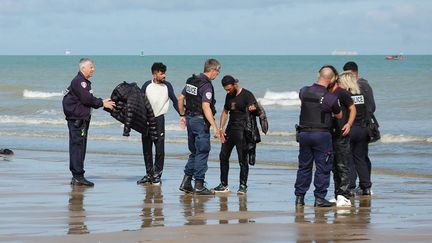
[
  {"x1": 295, "y1": 195, "x2": 305, "y2": 207},
  {"x1": 179, "y1": 175, "x2": 193, "y2": 193},
  {"x1": 71, "y1": 176, "x2": 94, "y2": 187},
  {"x1": 194, "y1": 180, "x2": 214, "y2": 196},
  {"x1": 314, "y1": 197, "x2": 335, "y2": 207}
]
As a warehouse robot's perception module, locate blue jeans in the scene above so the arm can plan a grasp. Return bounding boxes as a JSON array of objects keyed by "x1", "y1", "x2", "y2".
[
  {"x1": 295, "y1": 131, "x2": 333, "y2": 199},
  {"x1": 184, "y1": 116, "x2": 211, "y2": 181}
]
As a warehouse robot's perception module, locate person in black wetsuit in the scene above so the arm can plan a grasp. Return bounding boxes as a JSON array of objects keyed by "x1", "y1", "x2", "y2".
[{"x1": 212, "y1": 75, "x2": 259, "y2": 195}]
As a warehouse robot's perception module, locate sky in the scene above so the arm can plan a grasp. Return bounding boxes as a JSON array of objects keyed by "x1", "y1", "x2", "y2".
[{"x1": 0, "y1": 0, "x2": 431, "y2": 55}]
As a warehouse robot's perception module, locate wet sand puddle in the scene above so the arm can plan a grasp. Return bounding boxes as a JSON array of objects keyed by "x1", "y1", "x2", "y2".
[{"x1": 1, "y1": 149, "x2": 432, "y2": 241}]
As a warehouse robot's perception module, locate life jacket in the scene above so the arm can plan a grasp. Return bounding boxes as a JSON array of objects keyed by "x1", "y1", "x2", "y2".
[
  {"x1": 351, "y1": 92, "x2": 367, "y2": 125},
  {"x1": 185, "y1": 74, "x2": 216, "y2": 116},
  {"x1": 299, "y1": 86, "x2": 332, "y2": 130}
]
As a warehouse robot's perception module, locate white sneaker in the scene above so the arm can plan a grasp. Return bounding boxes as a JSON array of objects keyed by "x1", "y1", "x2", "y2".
[
  {"x1": 336, "y1": 195, "x2": 351, "y2": 207},
  {"x1": 329, "y1": 197, "x2": 337, "y2": 203}
]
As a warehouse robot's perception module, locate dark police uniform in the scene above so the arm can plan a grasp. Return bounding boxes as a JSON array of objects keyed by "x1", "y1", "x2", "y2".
[
  {"x1": 62, "y1": 71, "x2": 104, "y2": 178},
  {"x1": 181, "y1": 73, "x2": 216, "y2": 182},
  {"x1": 331, "y1": 87, "x2": 354, "y2": 198},
  {"x1": 295, "y1": 83, "x2": 341, "y2": 199},
  {"x1": 349, "y1": 80, "x2": 374, "y2": 193}
]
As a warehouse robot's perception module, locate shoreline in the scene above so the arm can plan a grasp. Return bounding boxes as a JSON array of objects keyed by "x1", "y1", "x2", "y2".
[{"x1": 1, "y1": 149, "x2": 432, "y2": 242}]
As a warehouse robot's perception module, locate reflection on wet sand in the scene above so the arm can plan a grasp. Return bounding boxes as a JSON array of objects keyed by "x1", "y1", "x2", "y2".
[
  {"x1": 218, "y1": 195, "x2": 249, "y2": 224},
  {"x1": 67, "y1": 185, "x2": 89, "y2": 235},
  {"x1": 140, "y1": 185, "x2": 164, "y2": 228},
  {"x1": 180, "y1": 194, "x2": 212, "y2": 225},
  {"x1": 294, "y1": 197, "x2": 372, "y2": 242}
]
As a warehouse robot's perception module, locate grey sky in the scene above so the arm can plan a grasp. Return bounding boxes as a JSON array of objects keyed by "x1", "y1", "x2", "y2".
[{"x1": 0, "y1": 0, "x2": 431, "y2": 55}]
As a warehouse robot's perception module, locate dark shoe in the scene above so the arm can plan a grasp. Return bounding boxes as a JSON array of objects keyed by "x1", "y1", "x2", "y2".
[
  {"x1": 179, "y1": 175, "x2": 193, "y2": 193},
  {"x1": 362, "y1": 188, "x2": 372, "y2": 196},
  {"x1": 213, "y1": 183, "x2": 229, "y2": 193},
  {"x1": 137, "y1": 175, "x2": 152, "y2": 184},
  {"x1": 237, "y1": 184, "x2": 247, "y2": 195},
  {"x1": 152, "y1": 176, "x2": 161, "y2": 186},
  {"x1": 71, "y1": 176, "x2": 94, "y2": 187},
  {"x1": 314, "y1": 197, "x2": 335, "y2": 207},
  {"x1": 295, "y1": 195, "x2": 305, "y2": 207},
  {"x1": 194, "y1": 180, "x2": 215, "y2": 195}
]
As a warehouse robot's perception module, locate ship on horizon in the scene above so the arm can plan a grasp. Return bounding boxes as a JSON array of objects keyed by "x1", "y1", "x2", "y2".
[{"x1": 331, "y1": 50, "x2": 358, "y2": 56}]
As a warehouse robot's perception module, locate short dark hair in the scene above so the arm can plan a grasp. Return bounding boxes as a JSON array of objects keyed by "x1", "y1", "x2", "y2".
[
  {"x1": 151, "y1": 62, "x2": 166, "y2": 74},
  {"x1": 221, "y1": 75, "x2": 238, "y2": 87},
  {"x1": 343, "y1": 61, "x2": 358, "y2": 72}
]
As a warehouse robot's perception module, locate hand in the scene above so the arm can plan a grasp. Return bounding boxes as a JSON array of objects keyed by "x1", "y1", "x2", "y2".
[
  {"x1": 180, "y1": 117, "x2": 186, "y2": 129},
  {"x1": 248, "y1": 104, "x2": 257, "y2": 111},
  {"x1": 103, "y1": 99, "x2": 116, "y2": 110},
  {"x1": 220, "y1": 129, "x2": 226, "y2": 143},
  {"x1": 213, "y1": 127, "x2": 220, "y2": 139},
  {"x1": 342, "y1": 123, "x2": 351, "y2": 136}
]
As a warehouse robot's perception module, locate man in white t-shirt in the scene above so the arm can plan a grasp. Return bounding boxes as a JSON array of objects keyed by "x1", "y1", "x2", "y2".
[{"x1": 138, "y1": 62, "x2": 180, "y2": 185}]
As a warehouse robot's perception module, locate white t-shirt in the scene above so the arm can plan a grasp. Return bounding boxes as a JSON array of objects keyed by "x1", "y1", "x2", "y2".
[{"x1": 146, "y1": 80, "x2": 169, "y2": 117}]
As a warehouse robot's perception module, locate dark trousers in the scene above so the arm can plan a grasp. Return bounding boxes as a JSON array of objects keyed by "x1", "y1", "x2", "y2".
[
  {"x1": 332, "y1": 135, "x2": 351, "y2": 197},
  {"x1": 184, "y1": 116, "x2": 210, "y2": 181},
  {"x1": 349, "y1": 125, "x2": 372, "y2": 190},
  {"x1": 142, "y1": 115, "x2": 165, "y2": 178},
  {"x1": 219, "y1": 128, "x2": 248, "y2": 187},
  {"x1": 67, "y1": 119, "x2": 89, "y2": 177},
  {"x1": 295, "y1": 131, "x2": 333, "y2": 199}
]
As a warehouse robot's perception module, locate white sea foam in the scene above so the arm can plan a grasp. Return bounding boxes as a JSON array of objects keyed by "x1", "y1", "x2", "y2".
[
  {"x1": 0, "y1": 115, "x2": 115, "y2": 126},
  {"x1": 257, "y1": 90, "x2": 300, "y2": 106},
  {"x1": 23, "y1": 89, "x2": 64, "y2": 99},
  {"x1": 380, "y1": 134, "x2": 432, "y2": 143}
]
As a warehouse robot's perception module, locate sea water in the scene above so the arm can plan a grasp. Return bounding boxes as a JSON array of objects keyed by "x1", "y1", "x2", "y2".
[{"x1": 0, "y1": 55, "x2": 431, "y2": 176}]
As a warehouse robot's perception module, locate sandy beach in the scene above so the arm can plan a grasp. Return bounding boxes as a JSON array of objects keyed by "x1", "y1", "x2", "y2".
[{"x1": 1, "y1": 149, "x2": 432, "y2": 243}]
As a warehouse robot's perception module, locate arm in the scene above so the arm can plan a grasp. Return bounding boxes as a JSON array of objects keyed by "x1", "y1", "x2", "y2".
[
  {"x1": 342, "y1": 104, "x2": 356, "y2": 136},
  {"x1": 202, "y1": 102, "x2": 220, "y2": 138},
  {"x1": 71, "y1": 78, "x2": 103, "y2": 108},
  {"x1": 178, "y1": 94, "x2": 186, "y2": 129},
  {"x1": 167, "y1": 82, "x2": 180, "y2": 114},
  {"x1": 219, "y1": 109, "x2": 229, "y2": 143}
]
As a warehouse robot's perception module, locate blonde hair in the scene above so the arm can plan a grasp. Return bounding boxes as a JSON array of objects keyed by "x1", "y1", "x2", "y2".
[{"x1": 338, "y1": 71, "x2": 360, "y2": 94}]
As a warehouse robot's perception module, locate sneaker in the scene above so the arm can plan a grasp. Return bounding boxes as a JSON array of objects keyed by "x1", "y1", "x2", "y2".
[
  {"x1": 237, "y1": 184, "x2": 247, "y2": 195},
  {"x1": 71, "y1": 176, "x2": 94, "y2": 187},
  {"x1": 329, "y1": 198, "x2": 337, "y2": 203},
  {"x1": 213, "y1": 183, "x2": 229, "y2": 193},
  {"x1": 336, "y1": 195, "x2": 352, "y2": 207},
  {"x1": 137, "y1": 175, "x2": 152, "y2": 184},
  {"x1": 362, "y1": 188, "x2": 373, "y2": 196},
  {"x1": 152, "y1": 177, "x2": 161, "y2": 186}
]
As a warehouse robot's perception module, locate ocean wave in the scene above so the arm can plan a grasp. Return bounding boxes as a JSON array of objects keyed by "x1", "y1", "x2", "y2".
[
  {"x1": 0, "y1": 115, "x2": 115, "y2": 126},
  {"x1": 257, "y1": 90, "x2": 300, "y2": 107},
  {"x1": 23, "y1": 89, "x2": 64, "y2": 99},
  {"x1": 380, "y1": 134, "x2": 432, "y2": 143}
]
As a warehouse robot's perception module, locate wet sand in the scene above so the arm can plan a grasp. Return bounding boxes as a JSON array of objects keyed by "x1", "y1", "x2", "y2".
[{"x1": 1, "y1": 149, "x2": 432, "y2": 242}]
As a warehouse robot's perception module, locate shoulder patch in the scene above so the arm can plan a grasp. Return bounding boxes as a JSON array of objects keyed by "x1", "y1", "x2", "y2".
[
  {"x1": 81, "y1": 82, "x2": 87, "y2": 88},
  {"x1": 205, "y1": 92, "x2": 212, "y2": 99}
]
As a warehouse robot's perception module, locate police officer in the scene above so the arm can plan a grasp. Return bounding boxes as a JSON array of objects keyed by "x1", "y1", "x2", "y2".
[
  {"x1": 343, "y1": 61, "x2": 376, "y2": 196},
  {"x1": 62, "y1": 58, "x2": 115, "y2": 187},
  {"x1": 294, "y1": 65, "x2": 342, "y2": 207},
  {"x1": 138, "y1": 62, "x2": 180, "y2": 185},
  {"x1": 178, "y1": 58, "x2": 221, "y2": 195}
]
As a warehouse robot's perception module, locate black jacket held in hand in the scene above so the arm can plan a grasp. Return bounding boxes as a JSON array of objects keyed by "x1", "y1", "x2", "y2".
[
  {"x1": 105, "y1": 81, "x2": 157, "y2": 140},
  {"x1": 244, "y1": 103, "x2": 268, "y2": 166}
]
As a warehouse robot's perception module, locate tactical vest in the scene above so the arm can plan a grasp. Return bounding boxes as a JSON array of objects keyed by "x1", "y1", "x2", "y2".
[
  {"x1": 185, "y1": 75, "x2": 216, "y2": 116},
  {"x1": 351, "y1": 92, "x2": 367, "y2": 125},
  {"x1": 299, "y1": 86, "x2": 332, "y2": 130}
]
